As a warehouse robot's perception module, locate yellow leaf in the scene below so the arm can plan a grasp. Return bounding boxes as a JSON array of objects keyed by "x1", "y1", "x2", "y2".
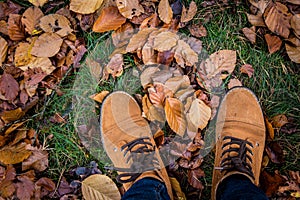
[
  {"x1": 180, "y1": 1, "x2": 197, "y2": 23},
  {"x1": 174, "y1": 40, "x2": 198, "y2": 67},
  {"x1": 116, "y1": 0, "x2": 144, "y2": 19},
  {"x1": 153, "y1": 31, "x2": 179, "y2": 52},
  {"x1": 91, "y1": 91, "x2": 110, "y2": 103},
  {"x1": 158, "y1": 0, "x2": 173, "y2": 24},
  {"x1": 170, "y1": 177, "x2": 187, "y2": 200},
  {"x1": 28, "y1": 0, "x2": 48, "y2": 7},
  {"x1": 70, "y1": 0, "x2": 104, "y2": 14},
  {"x1": 187, "y1": 98, "x2": 211, "y2": 130},
  {"x1": 31, "y1": 33, "x2": 63, "y2": 57},
  {"x1": 126, "y1": 28, "x2": 156, "y2": 52},
  {"x1": 165, "y1": 98, "x2": 186, "y2": 136},
  {"x1": 39, "y1": 14, "x2": 73, "y2": 37},
  {"x1": 0, "y1": 36, "x2": 8, "y2": 65},
  {"x1": 0, "y1": 143, "x2": 32, "y2": 165},
  {"x1": 21, "y1": 7, "x2": 44, "y2": 35},
  {"x1": 14, "y1": 42, "x2": 32, "y2": 66},
  {"x1": 82, "y1": 174, "x2": 121, "y2": 200},
  {"x1": 93, "y1": 6, "x2": 126, "y2": 33}
]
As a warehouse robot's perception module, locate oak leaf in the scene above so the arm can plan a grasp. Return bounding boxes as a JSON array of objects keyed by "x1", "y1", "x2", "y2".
[
  {"x1": 39, "y1": 14, "x2": 72, "y2": 37},
  {"x1": 291, "y1": 14, "x2": 300, "y2": 36},
  {"x1": 126, "y1": 28, "x2": 156, "y2": 52},
  {"x1": 0, "y1": 142, "x2": 32, "y2": 165},
  {"x1": 21, "y1": 7, "x2": 44, "y2": 35},
  {"x1": 7, "y1": 14, "x2": 25, "y2": 41},
  {"x1": 180, "y1": 1, "x2": 197, "y2": 23},
  {"x1": 70, "y1": 0, "x2": 104, "y2": 14},
  {"x1": 165, "y1": 97, "x2": 187, "y2": 136},
  {"x1": 153, "y1": 31, "x2": 179, "y2": 52},
  {"x1": 28, "y1": 0, "x2": 48, "y2": 7},
  {"x1": 158, "y1": 0, "x2": 173, "y2": 24},
  {"x1": 82, "y1": 174, "x2": 121, "y2": 200},
  {"x1": 242, "y1": 26, "x2": 256, "y2": 44},
  {"x1": 187, "y1": 98, "x2": 211, "y2": 131},
  {"x1": 0, "y1": 73, "x2": 19, "y2": 101},
  {"x1": 93, "y1": 6, "x2": 126, "y2": 33},
  {"x1": 116, "y1": 0, "x2": 144, "y2": 19},
  {"x1": 174, "y1": 40, "x2": 198, "y2": 67},
  {"x1": 264, "y1": 2, "x2": 292, "y2": 38},
  {"x1": 240, "y1": 64, "x2": 254, "y2": 78},
  {"x1": 0, "y1": 36, "x2": 7, "y2": 65},
  {"x1": 228, "y1": 78, "x2": 242, "y2": 89},
  {"x1": 286, "y1": 43, "x2": 300, "y2": 63},
  {"x1": 31, "y1": 33, "x2": 63, "y2": 57},
  {"x1": 264, "y1": 34, "x2": 282, "y2": 54}
]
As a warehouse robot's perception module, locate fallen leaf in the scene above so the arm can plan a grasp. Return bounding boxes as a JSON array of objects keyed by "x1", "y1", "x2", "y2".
[
  {"x1": 0, "y1": 20, "x2": 8, "y2": 35},
  {"x1": 142, "y1": 40, "x2": 157, "y2": 65},
  {"x1": 39, "y1": 14, "x2": 73, "y2": 37},
  {"x1": 165, "y1": 97, "x2": 187, "y2": 136},
  {"x1": 170, "y1": 177, "x2": 187, "y2": 200},
  {"x1": 264, "y1": 34, "x2": 282, "y2": 54},
  {"x1": 14, "y1": 42, "x2": 33, "y2": 67},
  {"x1": 31, "y1": 33, "x2": 63, "y2": 57},
  {"x1": 187, "y1": 98, "x2": 211, "y2": 132},
  {"x1": 271, "y1": 114, "x2": 289, "y2": 128},
  {"x1": 264, "y1": 2, "x2": 292, "y2": 38},
  {"x1": 265, "y1": 141, "x2": 284, "y2": 164},
  {"x1": 116, "y1": 0, "x2": 144, "y2": 19},
  {"x1": 21, "y1": 7, "x2": 44, "y2": 35},
  {"x1": 228, "y1": 78, "x2": 242, "y2": 89},
  {"x1": 112, "y1": 22, "x2": 134, "y2": 48},
  {"x1": 186, "y1": 37, "x2": 202, "y2": 54},
  {"x1": 291, "y1": 14, "x2": 300, "y2": 36},
  {"x1": 49, "y1": 113, "x2": 66, "y2": 124},
  {"x1": 174, "y1": 40, "x2": 198, "y2": 67},
  {"x1": 246, "y1": 13, "x2": 266, "y2": 27},
  {"x1": 126, "y1": 28, "x2": 156, "y2": 52},
  {"x1": 285, "y1": 43, "x2": 300, "y2": 63},
  {"x1": 0, "y1": 165, "x2": 16, "y2": 198},
  {"x1": 146, "y1": 104, "x2": 166, "y2": 122},
  {"x1": 188, "y1": 168, "x2": 205, "y2": 189},
  {"x1": 153, "y1": 31, "x2": 179, "y2": 52},
  {"x1": 58, "y1": 177, "x2": 73, "y2": 196},
  {"x1": 248, "y1": 0, "x2": 270, "y2": 13},
  {"x1": 180, "y1": 1, "x2": 197, "y2": 23},
  {"x1": 164, "y1": 75, "x2": 190, "y2": 93},
  {"x1": 106, "y1": 53, "x2": 123, "y2": 78},
  {"x1": 265, "y1": 116, "x2": 275, "y2": 140},
  {"x1": 16, "y1": 175, "x2": 35, "y2": 200},
  {"x1": 158, "y1": 0, "x2": 173, "y2": 24},
  {"x1": 260, "y1": 170, "x2": 285, "y2": 197},
  {"x1": 242, "y1": 26, "x2": 256, "y2": 44},
  {"x1": 20, "y1": 57, "x2": 55, "y2": 75},
  {"x1": 140, "y1": 66, "x2": 160, "y2": 88},
  {"x1": 91, "y1": 91, "x2": 110, "y2": 103},
  {"x1": 70, "y1": 0, "x2": 104, "y2": 14},
  {"x1": 0, "y1": 143, "x2": 32, "y2": 165},
  {"x1": 157, "y1": 50, "x2": 174, "y2": 66},
  {"x1": 240, "y1": 64, "x2": 254, "y2": 78},
  {"x1": 28, "y1": 0, "x2": 48, "y2": 7},
  {"x1": 0, "y1": 36, "x2": 7, "y2": 65},
  {"x1": 7, "y1": 14, "x2": 25, "y2": 41},
  {"x1": 148, "y1": 84, "x2": 165, "y2": 107},
  {"x1": 278, "y1": 171, "x2": 300, "y2": 195},
  {"x1": 93, "y1": 6, "x2": 126, "y2": 33},
  {"x1": 81, "y1": 174, "x2": 121, "y2": 200},
  {"x1": 22, "y1": 146, "x2": 48, "y2": 172},
  {"x1": 189, "y1": 24, "x2": 207, "y2": 38},
  {"x1": 35, "y1": 177, "x2": 56, "y2": 199},
  {"x1": 204, "y1": 50, "x2": 236, "y2": 79},
  {"x1": 0, "y1": 73, "x2": 19, "y2": 101}
]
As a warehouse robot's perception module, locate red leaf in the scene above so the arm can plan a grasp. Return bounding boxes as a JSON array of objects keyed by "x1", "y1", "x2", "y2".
[{"x1": 260, "y1": 170, "x2": 285, "y2": 197}]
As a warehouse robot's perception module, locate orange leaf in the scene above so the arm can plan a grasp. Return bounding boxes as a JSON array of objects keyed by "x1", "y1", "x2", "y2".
[
  {"x1": 0, "y1": 36, "x2": 8, "y2": 65},
  {"x1": 92, "y1": 6, "x2": 126, "y2": 33},
  {"x1": 271, "y1": 114, "x2": 288, "y2": 128},
  {"x1": 164, "y1": 97, "x2": 187, "y2": 136},
  {"x1": 91, "y1": 91, "x2": 110, "y2": 103},
  {"x1": 0, "y1": 143, "x2": 32, "y2": 165},
  {"x1": 70, "y1": 0, "x2": 103, "y2": 14},
  {"x1": 264, "y1": 34, "x2": 282, "y2": 54},
  {"x1": 264, "y1": 116, "x2": 274, "y2": 140},
  {"x1": 39, "y1": 14, "x2": 73, "y2": 37},
  {"x1": 7, "y1": 14, "x2": 25, "y2": 41}
]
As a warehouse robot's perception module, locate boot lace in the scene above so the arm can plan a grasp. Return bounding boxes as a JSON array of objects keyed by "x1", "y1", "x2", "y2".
[
  {"x1": 107, "y1": 137, "x2": 159, "y2": 183},
  {"x1": 216, "y1": 136, "x2": 254, "y2": 179}
]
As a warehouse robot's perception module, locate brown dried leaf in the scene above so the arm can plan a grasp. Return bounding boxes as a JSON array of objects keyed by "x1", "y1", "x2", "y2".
[
  {"x1": 93, "y1": 6, "x2": 126, "y2": 33},
  {"x1": 180, "y1": 1, "x2": 197, "y2": 23},
  {"x1": 7, "y1": 14, "x2": 25, "y2": 41},
  {"x1": 39, "y1": 14, "x2": 73, "y2": 37},
  {"x1": 142, "y1": 40, "x2": 157, "y2": 65},
  {"x1": 186, "y1": 37, "x2": 202, "y2": 54},
  {"x1": 158, "y1": 0, "x2": 173, "y2": 24},
  {"x1": 21, "y1": 7, "x2": 44, "y2": 35},
  {"x1": 246, "y1": 13, "x2": 266, "y2": 27},
  {"x1": 174, "y1": 40, "x2": 198, "y2": 67},
  {"x1": 264, "y1": 2, "x2": 292, "y2": 38},
  {"x1": 22, "y1": 146, "x2": 48, "y2": 172},
  {"x1": 0, "y1": 20, "x2": 8, "y2": 35},
  {"x1": 106, "y1": 53, "x2": 123, "y2": 78},
  {"x1": 188, "y1": 168, "x2": 205, "y2": 189},
  {"x1": 20, "y1": 57, "x2": 55, "y2": 75},
  {"x1": 157, "y1": 50, "x2": 174, "y2": 66},
  {"x1": 187, "y1": 98, "x2": 211, "y2": 131},
  {"x1": 242, "y1": 26, "x2": 256, "y2": 44},
  {"x1": 14, "y1": 42, "x2": 33, "y2": 66},
  {"x1": 112, "y1": 22, "x2": 134, "y2": 48},
  {"x1": 91, "y1": 91, "x2": 109, "y2": 103},
  {"x1": 271, "y1": 114, "x2": 289, "y2": 128},
  {"x1": 82, "y1": 174, "x2": 121, "y2": 200},
  {"x1": 291, "y1": 14, "x2": 300, "y2": 36},
  {"x1": 266, "y1": 141, "x2": 284, "y2": 164},
  {"x1": 31, "y1": 33, "x2": 63, "y2": 57},
  {"x1": 228, "y1": 78, "x2": 242, "y2": 89},
  {"x1": 0, "y1": 36, "x2": 7, "y2": 65},
  {"x1": 35, "y1": 177, "x2": 56, "y2": 199},
  {"x1": 126, "y1": 28, "x2": 156, "y2": 52},
  {"x1": 28, "y1": 0, "x2": 48, "y2": 7},
  {"x1": 285, "y1": 43, "x2": 300, "y2": 63},
  {"x1": 164, "y1": 75, "x2": 190, "y2": 94},
  {"x1": 116, "y1": 0, "x2": 144, "y2": 19},
  {"x1": 153, "y1": 31, "x2": 179, "y2": 52},
  {"x1": 260, "y1": 170, "x2": 285, "y2": 197},
  {"x1": 170, "y1": 177, "x2": 187, "y2": 200},
  {"x1": 140, "y1": 66, "x2": 160, "y2": 88},
  {"x1": 240, "y1": 64, "x2": 254, "y2": 78},
  {"x1": 265, "y1": 116, "x2": 274, "y2": 140},
  {"x1": 189, "y1": 24, "x2": 207, "y2": 38},
  {"x1": 0, "y1": 143, "x2": 32, "y2": 164},
  {"x1": 70, "y1": 0, "x2": 104, "y2": 14},
  {"x1": 264, "y1": 34, "x2": 282, "y2": 54},
  {"x1": 16, "y1": 175, "x2": 35, "y2": 200},
  {"x1": 248, "y1": 0, "x2": 270, "y2": 13},
  {"x1": 165, "y1": 97, "x2": 186, "y2": 136},
  {"x1": 0, "y1": 73, "x2": 19, "y2": 101},
  {"x1": 0, "y1": 165, "x2": 16, "y2": 198},
  {"x1": 148, "y1": 84, "x2": 165, "y2": 107}
]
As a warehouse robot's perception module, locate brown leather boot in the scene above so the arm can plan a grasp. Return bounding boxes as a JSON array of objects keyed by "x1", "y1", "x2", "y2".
[
  {"x1": 100, "y1": 91, "x2": 173, "y2": 199},
  {"x1": 211, "y1": 87, "x2": 266, "y2": 199}
]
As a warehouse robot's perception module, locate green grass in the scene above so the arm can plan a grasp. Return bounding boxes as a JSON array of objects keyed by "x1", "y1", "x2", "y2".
[{"x1": 24, "y1": 0, "x2": 299, "y2": 198}]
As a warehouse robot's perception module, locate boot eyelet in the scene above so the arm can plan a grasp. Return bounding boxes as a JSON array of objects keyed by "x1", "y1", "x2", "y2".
[
  {"x1": 113, "y1": 147, "x2": 118, "y2": 152},
  {"x1": 256, "y1": 142, "x2": 259, "y2": 147}
]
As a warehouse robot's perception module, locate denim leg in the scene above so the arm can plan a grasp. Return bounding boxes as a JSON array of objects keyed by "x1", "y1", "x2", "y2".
[
  {"x1": 122, "y1": 178, "x2": 171, "y2": 200},
  {"x1": 216, "y1": 174, "x2": 268, "y2": 200}
]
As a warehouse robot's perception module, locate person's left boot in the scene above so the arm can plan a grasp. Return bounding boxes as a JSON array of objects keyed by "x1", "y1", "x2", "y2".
[{"x1": 100, "y1": 91, "x2": 173, "y2": 199}]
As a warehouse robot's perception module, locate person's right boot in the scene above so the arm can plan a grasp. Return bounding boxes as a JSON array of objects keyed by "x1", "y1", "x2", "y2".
[{"x1": 211, "y1": 87, "x2": 266, "y2": 199}]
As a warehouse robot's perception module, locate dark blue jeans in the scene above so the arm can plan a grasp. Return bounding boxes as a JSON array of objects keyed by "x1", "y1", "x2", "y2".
[{"x1": 122, "y1": 175, "x2": 268, "y2": 200}]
